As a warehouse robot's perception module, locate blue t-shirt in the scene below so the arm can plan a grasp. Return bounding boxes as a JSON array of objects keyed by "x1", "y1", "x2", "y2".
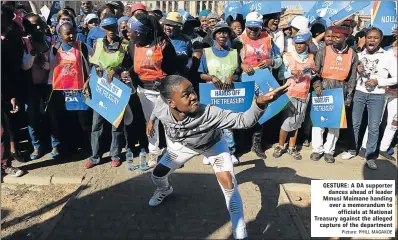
[
  {"x1": 170, "y1": 34, "x2": 193, "y2": 70},
  {"x1": 87, "y1": 27, "x2": 106, "y2": 48},
  {"x1": 61, "y1": 43, "x2": 73, "y2": 51},
  {"x1": 198, "y1": 46, "x2": 230, "y2": 73}
]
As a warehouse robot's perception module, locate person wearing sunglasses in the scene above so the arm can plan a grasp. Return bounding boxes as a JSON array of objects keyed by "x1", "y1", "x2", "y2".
[
  {"x1": 84, "y1": 13, "x2": 98, "y2": 32},
  {"x1": 236, "y1": 11, "x2": 282, "y2": 159}
]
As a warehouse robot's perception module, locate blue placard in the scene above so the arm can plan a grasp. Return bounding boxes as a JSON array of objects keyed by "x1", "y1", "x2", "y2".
[
  {"x1": 224, "y1": 1, "x2": 282, "y2": 20},
  {"x1": 310, "y1": 88, "x2": 347, "y2": 129},
  {"x1": 242, "y1": 68, "x2": 290, "y2": 124},
  {"x1": 372, "y1": 1, "x2": 397, "y2": 35},
  {"x1": 85, "y1": 67, "x2": 131, "y2": 127},
  {"x1": 306, "y1": 1, "x2": 350, "y2": 26},
  {"x1": 330, "y1": 1, "x2": 370, "y2": 23},
  {"x1": 199, "y1": 82, "x2": 255, "y2": 112}
]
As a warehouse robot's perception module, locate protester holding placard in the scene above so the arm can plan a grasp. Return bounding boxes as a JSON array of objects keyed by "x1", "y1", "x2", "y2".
[
  {"x1": 341, "y1": 28, "x2": 397, "y2": 169},
  {"x1": 85, "y1": 14, "x2": 132, "y2": 169},
  {"x1": 127, "y1": 13, "x2": 177, "y2": 168},
  {"x1": 199, "y1": 22, "x2": 241, "y2": 165},
  {"x1": 235, "y1": 11, "x2": 282, "y2": 159},
  {"x1": 47, "y1": 21, "x2": 93, "y2": 159},
  {"x1": 273, "y1": 30, "x2": 316, "y2": 161},
  {"x1": 146, "y1": 75, "x2": 289, "y2": 240},
  {"x1": 311, "y1": 26, "x2": 359, "y2": 164}
]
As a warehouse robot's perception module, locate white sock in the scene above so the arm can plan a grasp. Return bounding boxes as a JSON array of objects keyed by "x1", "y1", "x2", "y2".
[{"x1": 218, "y1": 176, "x2": 247, "y2": 239}]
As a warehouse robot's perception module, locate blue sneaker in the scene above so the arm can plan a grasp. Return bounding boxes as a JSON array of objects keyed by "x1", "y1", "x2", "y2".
[{"x1": 50, "y1": 148, "x2": 60, "y2": 159}]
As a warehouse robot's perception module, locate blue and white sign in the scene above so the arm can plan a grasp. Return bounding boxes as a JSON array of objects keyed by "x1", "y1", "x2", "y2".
[
  {"x1": 85, "y1": 67, "x2": 131, "y2": 127},
  {"x1": 310, "y1": 88, "x2": 347, "y2": 128},
  {"x1": 242, "y1": 68, "x2": 290, "y2": 124},
  {"x1": 224, "y1": 1, "x2": 282, "y2": 20},
  {"x1": 372, "y1": 1, "x2": 397, "y2": 35},
  {"x1": 199, "y1": 82, "x2": 255, "y2": 112},
  {"x1": 306, "y1": 1, "x2": 350, "y2": 26},
  {"x1": 330, "y1": 1, "x2": 370, "y2": 23}
]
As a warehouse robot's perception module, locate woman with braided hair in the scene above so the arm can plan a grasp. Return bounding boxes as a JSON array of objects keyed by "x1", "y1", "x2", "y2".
[{"x1": 126, "y1": 13, "x2": 177, "y2": 168}]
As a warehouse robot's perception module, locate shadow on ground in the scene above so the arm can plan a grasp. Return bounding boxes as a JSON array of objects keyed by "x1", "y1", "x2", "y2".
[{"x1": 3, "y1": 159, "x2": 316, "y2": 240}]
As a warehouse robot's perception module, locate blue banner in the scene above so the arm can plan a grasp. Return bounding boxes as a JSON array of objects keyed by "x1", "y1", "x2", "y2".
[
  {"x1": 306, "y1": 1, "x2": 350, "y2": 26},
  {"x1": 85, "y1": 67, "x2": 131, "y2": 128},
  {"x1": 224, "y1": 1, "x2": 282, "y2": 20},
  {"x1": 199, "y1": 82, "x2": 255, "y2": 112},
  {"x1": 310, "y1": 88, "x2": 347, "y2": 128},
  {"x1": 372, "y1": 1, "x2": 397, "y2": 35},
  {"x1": 47, "y1": 1, "x2": 65, "y2": 25},
  {"x1": 330, "y1": 1, "x2": 370, "y2": 23},
  {"x1": 242, "y1": 68, "x2": 290, "y2": 124}
]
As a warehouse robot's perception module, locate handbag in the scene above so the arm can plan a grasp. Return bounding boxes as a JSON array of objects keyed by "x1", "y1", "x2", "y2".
[{"x1": 63, "y1": 90, "x2": 89, "y2": 111}]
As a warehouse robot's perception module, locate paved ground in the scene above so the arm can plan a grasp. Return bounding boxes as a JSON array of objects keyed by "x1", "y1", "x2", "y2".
[{"x1": 2, "y1": 145, "x2": 397, "y2": 239}]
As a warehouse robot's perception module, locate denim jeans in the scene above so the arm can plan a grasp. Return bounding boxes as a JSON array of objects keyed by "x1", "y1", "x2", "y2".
[
  {"x1": 223, "y1": 129, "x2": 236, "y2": 154},
  {"x1": 89, "y1": 111, "x2": 124, "y2": 164},
  {"x1": 26, "y1": 84, "x2": 59, "y2": 150},
  {"x1": 352, "y1": 91, "x2": 384, "y2": 160}
]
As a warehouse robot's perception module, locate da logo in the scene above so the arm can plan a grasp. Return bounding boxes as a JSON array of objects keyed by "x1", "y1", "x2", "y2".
[{"x1": 65, "y1": 96, "x2": 78, "y2": 102}]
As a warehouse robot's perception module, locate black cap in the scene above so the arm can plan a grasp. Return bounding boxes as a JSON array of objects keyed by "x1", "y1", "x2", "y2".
[{"x1": 106, "y1": 1, "x2": 124, "y2": 10}]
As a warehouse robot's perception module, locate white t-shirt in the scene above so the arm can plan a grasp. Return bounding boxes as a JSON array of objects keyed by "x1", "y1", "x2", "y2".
[{"x1": 356, "y1": 48, "x2": 397, "y2": 94}]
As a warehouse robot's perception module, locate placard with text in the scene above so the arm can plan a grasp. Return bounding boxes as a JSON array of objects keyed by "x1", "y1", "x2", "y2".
[
  {"x1": 310, "y1": 88, "x2": 347, "y2": 129},
  {"x1": 242, "y1": 68, "x2": 290, "y2": 124},
  {"x1": 199, "y1": 81, "x2": 254, "y2": 112},
  {"x1": 85, "y1": 67, "x2": 131, "y2": 128}
]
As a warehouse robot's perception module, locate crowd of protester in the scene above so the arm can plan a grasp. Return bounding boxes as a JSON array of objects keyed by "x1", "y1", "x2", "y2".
[{"x1": 1, "y1": 1, "x2": 397, "y2": 179}]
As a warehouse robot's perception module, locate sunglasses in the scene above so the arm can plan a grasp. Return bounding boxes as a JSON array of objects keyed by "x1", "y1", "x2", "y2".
[{"x1": 88, "y1": 19, "x2": 99, "y2": 24}]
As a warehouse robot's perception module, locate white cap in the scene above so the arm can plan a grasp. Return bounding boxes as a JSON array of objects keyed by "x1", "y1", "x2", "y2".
[
  {"x1": 85, "y1": 13, "x2": 99, "y2": 24},
  {"x1": 245, "y1": 12, "x2": 263, "y2": 28},
  {"x1": 290, "y1": 15, "x2": 309, "y2": 31}
]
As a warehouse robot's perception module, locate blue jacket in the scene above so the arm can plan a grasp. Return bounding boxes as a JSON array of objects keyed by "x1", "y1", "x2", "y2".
[{"x1": 86, "y1": 27, "x2": 106, "y2": 48}]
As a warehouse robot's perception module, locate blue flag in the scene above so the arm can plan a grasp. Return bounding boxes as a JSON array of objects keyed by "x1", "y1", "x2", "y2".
[
  {"x1": 372, "y1": 1, "x2": 397, "y2": 35},
  {"x1": 47, "y1": 1, "x2": 65, "y2": 25},
  {"x1": 85, "y1": 67, "x2": 131, "y2": 128},
  {"x1": 242, "y1": 68, "x2": 290, "y2": 124},
  {"x1": 224, "y1": 1, "x2": 242, "y2": 20},
  {"x1": 330, "y1": 1, "x2": 370, "y2": 23},
  {"x1": 306, "y1": 1, "x2": 350, "y2": 26},
  {"x1": 310, "y1": 88, "x2": 347, "y2": 128},
  {"x1": 224, "y1": 1, "x2": 281, "y2": 20},
  {"x1": 199, "y1": 82, "x2": 255, "y2": 112}
]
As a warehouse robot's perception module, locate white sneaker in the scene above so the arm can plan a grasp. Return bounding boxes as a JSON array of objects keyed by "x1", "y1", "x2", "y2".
[
  {"x1": 202, "y1": 157, "x2": 210, "y2": 165},
  {"x1": 341, "y1": 151, "x2": 356, "y2": 160},
  {"x1": 149, "y1": 186, "x2": 174, "y2": 206},
  {"x1": 231, "y1": 154, "x2": 239, "y2": 165}
]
